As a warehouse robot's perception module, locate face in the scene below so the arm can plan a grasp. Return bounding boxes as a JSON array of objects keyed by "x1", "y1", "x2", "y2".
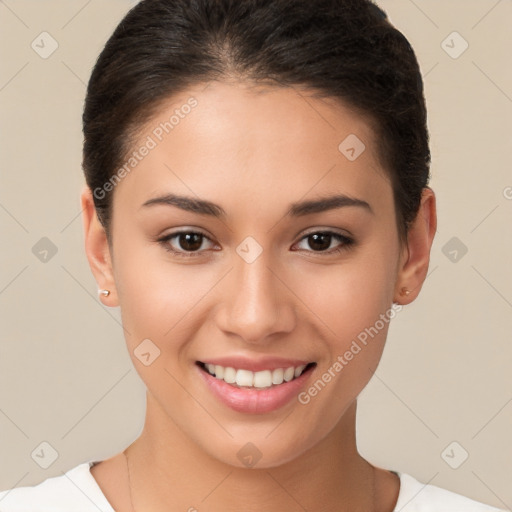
[{"x1": 99, "y1": 81, "x2": 406, "y2": 468}]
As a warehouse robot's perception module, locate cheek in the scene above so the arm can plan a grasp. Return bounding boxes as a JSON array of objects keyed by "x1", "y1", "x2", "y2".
[
  {"x1": 113, "y1": 249, "x2": 203, "y2": 404},
  {"x1": 290, "y1": 248, "x2": 397, "y2": 397},
  {"x1": 293, "y1": 251, "x2": 396, "y2": 340},
  {"x1": 114, "y1": 242, "x2": 217, "y2": 354},
  {"x1": 293, "y1": 267, "x2": 396, "y2": 434}
]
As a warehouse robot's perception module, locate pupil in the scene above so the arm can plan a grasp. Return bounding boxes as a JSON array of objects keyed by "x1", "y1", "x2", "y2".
[
  {"x1": 309, "y1": 233, "x2": 330, "y2": 251},
  {"x1": 180, "y1": 233, "x2": 202, "y2": 251}
]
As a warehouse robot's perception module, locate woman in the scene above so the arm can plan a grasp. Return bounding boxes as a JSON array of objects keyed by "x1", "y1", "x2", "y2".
[{"x1": 0, "y1": 0, "x2": 505, "y2": 510}]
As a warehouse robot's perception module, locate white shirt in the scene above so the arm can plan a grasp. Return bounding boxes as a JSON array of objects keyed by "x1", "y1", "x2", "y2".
[{"x1": 0, "y1": 460, "x2": 506, "y2": 511}]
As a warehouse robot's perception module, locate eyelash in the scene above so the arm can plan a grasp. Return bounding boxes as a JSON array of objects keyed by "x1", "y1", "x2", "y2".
[{"x1": 156, "y1": 229, "x2": 355, "y2": 258}]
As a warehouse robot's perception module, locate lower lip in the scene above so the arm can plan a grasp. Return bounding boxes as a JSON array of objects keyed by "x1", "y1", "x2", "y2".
[{"x1": 196, "y1": 363, "x2": 315, "y2": 414}]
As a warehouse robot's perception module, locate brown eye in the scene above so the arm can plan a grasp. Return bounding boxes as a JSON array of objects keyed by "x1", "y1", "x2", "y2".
[
  {"x1": 295, "y1": 231, "x2": 354, "y2": 255},
  {"x1": 158, "y1": 230, "x2": 215, "y2": 257},
  {"x1": 306, "y1": 233, "x2": 332, "y2": 251},
  {"x1": 176, "y1": 232, "x2": 203, "y2": 251}
]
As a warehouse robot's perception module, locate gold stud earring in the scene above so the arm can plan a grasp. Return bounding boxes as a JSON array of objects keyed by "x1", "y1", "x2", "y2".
[{"x1": 99, "y1": 289, "x2": 110, "y2": 297}]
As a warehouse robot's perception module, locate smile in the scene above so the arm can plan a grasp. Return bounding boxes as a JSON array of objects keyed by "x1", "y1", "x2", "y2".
[
  {"x1": 196, "y1": 360, "x2": 317, "y2": 414},
  {"x1": 197, "y1": 361, "x2": 315, "y2": 389}
]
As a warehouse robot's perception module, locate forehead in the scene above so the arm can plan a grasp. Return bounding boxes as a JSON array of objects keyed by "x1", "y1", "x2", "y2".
[{"x1": 112, "y1": 80, "x2": 392, "y2": 220}]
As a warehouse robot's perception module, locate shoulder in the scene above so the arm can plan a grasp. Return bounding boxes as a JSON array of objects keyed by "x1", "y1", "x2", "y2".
[
  {"x1": 395, "y1": 471, "x2": 507, "y2": 512},
  {"x1": 0, "y1": 461, "x2": 114, "y2": 512}
]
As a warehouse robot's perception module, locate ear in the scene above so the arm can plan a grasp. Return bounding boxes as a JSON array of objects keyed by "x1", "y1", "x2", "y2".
[
  {"x1": 80, "y1": 186, "x2": 119, "y2": 307},
  {"x1": 393, "y1": 186, "x2": 437, "y2": 305}
]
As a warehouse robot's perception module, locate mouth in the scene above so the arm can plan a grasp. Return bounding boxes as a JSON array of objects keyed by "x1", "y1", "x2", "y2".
[
  {"x1": 195, "y1": 360, "x2": 317, "y2": 414},
  {"x1": 196, "y1": 361, "x2": 316, "y2": 389}
]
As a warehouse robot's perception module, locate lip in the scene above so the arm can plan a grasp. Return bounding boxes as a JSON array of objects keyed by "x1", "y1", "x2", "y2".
[
  {"x1": 198, "y1": 356, "x2": 312, "y2": 372},
  {"x1": 196, "y1": 361, "x2": 316, "y2": 414}
]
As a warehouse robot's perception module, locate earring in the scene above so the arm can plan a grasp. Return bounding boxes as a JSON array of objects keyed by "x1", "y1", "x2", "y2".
[
  {"x1": 99, "y1": 289, "x2": 110, "y2": 297},
  {"x1": 400, "y1": 287, "x2": 411, "y2": 296}
]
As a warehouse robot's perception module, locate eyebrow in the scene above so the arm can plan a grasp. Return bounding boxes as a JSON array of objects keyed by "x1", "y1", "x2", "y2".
[{"x1": 140, "y1": 193, "x2": 373, "y2": 218}]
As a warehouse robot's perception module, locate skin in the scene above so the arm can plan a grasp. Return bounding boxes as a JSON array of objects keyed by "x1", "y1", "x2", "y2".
[{"x1": 81, "y1": 80, "x2": 436, "y2": 511}]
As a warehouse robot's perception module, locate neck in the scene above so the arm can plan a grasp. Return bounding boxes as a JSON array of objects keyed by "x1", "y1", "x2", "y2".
[{"x1": 124, "y1": 392, "x2": 376, "y2": 512}]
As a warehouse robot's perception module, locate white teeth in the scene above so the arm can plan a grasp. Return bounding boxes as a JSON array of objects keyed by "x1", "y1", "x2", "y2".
[
  {"x1": 235, "y1": 369, "x2": 254, "y2": 387},
  {"x1": 294, "y1": 365, "x2": 306, "y2": 378},
  {"x1": 272, "y1": 368, "x2": 284, "y2": 385},
  {"x1": 203, "y1": 362, "x2": 310, "y2": 388},
  {"x1": 253, "y1": 370, "x2": 272, "y2": 388},
  {"x1": 214, "y1": 365, "x2": 224, "y2": 379},
  {"x1": 223, "y1": 366, "x2": 236, "y2": 383},
  {"x1": 283, "y1": 366, "x2": 295, "y2": 382}
]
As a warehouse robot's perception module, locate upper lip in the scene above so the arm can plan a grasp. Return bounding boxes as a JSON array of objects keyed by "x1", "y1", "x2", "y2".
[{"x1": 198, "y1": 357, "x2": 314, "y2": 372}]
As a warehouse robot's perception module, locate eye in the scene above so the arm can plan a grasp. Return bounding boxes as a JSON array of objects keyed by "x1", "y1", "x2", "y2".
[
  {"x1": 157, "y1": 230, "x2": 216, "y2": 258},
  {"x1": 157, "y1": 229, "x2": 355, "y2": 258},
  {"x1": 293, "y1": 231, "x2": 354, "y2": 255}
]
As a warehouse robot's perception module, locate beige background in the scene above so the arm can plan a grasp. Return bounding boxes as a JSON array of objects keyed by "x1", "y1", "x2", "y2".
[{"x1": 0, "y1": 0, "x2": 511, "y2": 508}]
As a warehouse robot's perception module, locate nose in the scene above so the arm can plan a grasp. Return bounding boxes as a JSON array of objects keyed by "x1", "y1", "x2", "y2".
[{"x1": 215, "y1": 248, "x2": 296, "y2": 344}]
